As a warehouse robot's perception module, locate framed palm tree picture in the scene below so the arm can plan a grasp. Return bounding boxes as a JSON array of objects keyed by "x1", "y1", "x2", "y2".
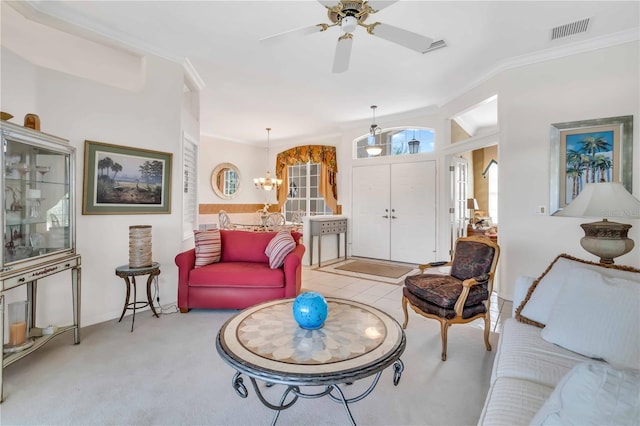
[
  {"x1": 82, "y1": 140, "x2": 172, "y2": 214},
  {"x1": 550, "y1": 115, "x2": 633, "y2": 215}
]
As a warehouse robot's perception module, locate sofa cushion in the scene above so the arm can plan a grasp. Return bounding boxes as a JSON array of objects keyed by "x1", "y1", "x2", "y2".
[
  {"x1": 541, "y1": 268, "x2": 640, "y2": 370},
  {"x1": 478, "y1": 376, "x2": 553, "y2": 426},
  {"x1": 492, "y1": 318, "x2": 600, "y2": 388},
  {"x1": 219, "y1": 230, "x2": 300, "y2": 264},
  {"x1": 220, "y1": 230, "x2": 273, "y2": 263},
  {"x1": 188, "y1": 262, "x2": 285, "y2": 288},
  {"x1": 265, "y1": 230, "x2": 296, "y2": 269},
  {"x1": 193, "y1": 229, "x2": 221, "y2": 267},
  {"x1": 530, "y1": 363, "x2": 640, "y2": 426},
  {"x1": 515, "y1": 253, "x2": 640, "y2": 328}
]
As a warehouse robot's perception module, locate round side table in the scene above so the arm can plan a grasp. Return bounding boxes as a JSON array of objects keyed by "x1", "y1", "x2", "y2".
[{"x1": 115, "y1": 262, "x2": 161, "y2": 332}]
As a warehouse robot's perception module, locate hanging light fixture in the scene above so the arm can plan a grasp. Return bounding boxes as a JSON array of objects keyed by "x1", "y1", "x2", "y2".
[
  {"x1": 254, "y1": 127, "x2": 282, "y2": 191},
  {"x1": 366, "y1": 105, "x2": 383, "y2": 156},
  {"x1": 407, "y1": 129, "x2": 421, "y2": 154}
]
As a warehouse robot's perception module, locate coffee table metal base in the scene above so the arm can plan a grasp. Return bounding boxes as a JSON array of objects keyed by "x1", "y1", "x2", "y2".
[{"x1": 231, "y1": 359, "x2": 404, "y2": 426}]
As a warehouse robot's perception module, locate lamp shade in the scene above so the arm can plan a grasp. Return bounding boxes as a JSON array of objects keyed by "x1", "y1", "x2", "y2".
[
  {"x1": 553, "y1": 182, "x2": 640, "y2": 264},
  {"x1": 553, "y1": 182, "x2": 640, "y2": 218}
]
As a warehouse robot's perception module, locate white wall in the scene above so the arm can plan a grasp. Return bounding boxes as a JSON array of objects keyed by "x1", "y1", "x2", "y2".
[
  {"x1": 440, "y1": 41, "x2": 640, "y2": 299},
  {"x1": 2, "y1": 46, "x2": 186, "y2": 328}
]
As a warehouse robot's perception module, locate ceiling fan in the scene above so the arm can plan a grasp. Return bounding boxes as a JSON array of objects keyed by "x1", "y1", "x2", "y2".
[{"x1": 261, "y1": 0, "x2": 437, "y2": 73}]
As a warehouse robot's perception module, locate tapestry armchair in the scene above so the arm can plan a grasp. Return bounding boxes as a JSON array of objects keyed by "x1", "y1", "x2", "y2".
[{"x1": 402, "y1": 236, "x2": 500, "y2": 361}]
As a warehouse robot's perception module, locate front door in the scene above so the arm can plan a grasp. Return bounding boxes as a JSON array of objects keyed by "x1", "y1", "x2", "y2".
[{"x1": 352, "y1": 161, "x2": 436, "y2": 264}]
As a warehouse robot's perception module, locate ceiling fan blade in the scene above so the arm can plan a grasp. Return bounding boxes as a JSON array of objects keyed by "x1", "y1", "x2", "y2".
[
  {"x1": 332, "y1": 35, "x2": 353, "y2": 73},
  {"x1": 368, "y1": 22, "x2": 433, "y2": 53},
  {"x1": 260, "y1": 24, "x2": 326, "y2": 43},
  {"x1": 364, "y1": 1, "x2": 399, "y2": 13},
  {"x1": 317, "y1": 0, "x2": 337, "y2": 8}
]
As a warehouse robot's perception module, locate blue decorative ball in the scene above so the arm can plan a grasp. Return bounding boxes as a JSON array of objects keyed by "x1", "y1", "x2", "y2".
[{"x1": 292, "y1": 292, "x2": 328, "y2": 330}]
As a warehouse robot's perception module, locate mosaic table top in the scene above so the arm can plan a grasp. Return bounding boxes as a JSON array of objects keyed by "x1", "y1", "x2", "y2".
[{"x1": 217, "y1": 297, "x2": 405, "y2": 383}]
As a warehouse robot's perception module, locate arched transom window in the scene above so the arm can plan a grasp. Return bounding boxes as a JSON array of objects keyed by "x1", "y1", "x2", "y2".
[{"x1": 354, "y1": 127, "x2": 435, "y2": 159}]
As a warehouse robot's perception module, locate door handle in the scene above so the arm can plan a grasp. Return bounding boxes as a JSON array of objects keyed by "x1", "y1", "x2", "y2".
[
  {"x1": 382, "y1": 215, "x2": 389, "y2": 218},
  {"x1": 391, "y1": 216, "x2": 397, "y2": 219}
]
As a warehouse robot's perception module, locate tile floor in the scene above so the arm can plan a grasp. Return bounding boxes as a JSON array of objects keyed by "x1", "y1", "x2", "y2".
[{"x1": 301, "y1": 261, "x2": 513, "y2": 334}]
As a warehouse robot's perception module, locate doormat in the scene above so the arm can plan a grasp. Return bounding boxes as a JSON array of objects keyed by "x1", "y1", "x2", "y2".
[{"x1": 334, "y1": 260, "x2": 414, "y2": 279}]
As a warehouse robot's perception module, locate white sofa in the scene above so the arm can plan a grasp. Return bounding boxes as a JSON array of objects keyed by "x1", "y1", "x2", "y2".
[{"x1": 478, "y1": 254, "x2": 640, "y2": 425}]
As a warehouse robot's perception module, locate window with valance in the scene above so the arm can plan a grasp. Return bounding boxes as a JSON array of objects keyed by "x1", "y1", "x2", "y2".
[{"x1": 275, "y1": 145, "x2": 338, "y2": 211}]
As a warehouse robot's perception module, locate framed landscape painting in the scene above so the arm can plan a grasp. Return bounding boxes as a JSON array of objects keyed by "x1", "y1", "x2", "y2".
[
  {"x1": 549, "y1": 115, "x2": 633, "y2": 215},
  {"x1": 83, "y1": 141, "x2": 172, "y2": 214}
]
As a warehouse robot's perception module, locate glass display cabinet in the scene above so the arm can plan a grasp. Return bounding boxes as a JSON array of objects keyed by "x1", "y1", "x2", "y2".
[{"x1": 1, "y1": 121, "x2": 81, "y2": 402}]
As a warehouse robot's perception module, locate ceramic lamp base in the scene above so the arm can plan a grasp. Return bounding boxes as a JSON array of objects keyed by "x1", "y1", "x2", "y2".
[{"x1": 580, "y1": 219, "x2": 634, "y2": 264}]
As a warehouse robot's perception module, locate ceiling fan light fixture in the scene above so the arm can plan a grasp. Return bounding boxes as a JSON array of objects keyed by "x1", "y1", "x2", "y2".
[{"x1": 341, "y1": 15, "x2": 358, "y2": 33}]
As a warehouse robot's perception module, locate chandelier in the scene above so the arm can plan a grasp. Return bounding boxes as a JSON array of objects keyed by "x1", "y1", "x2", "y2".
[
  {"x1": 254, "y1": 127, "x2": 282, "y2": 191},
  {"x1": 366, "y1": 105, "x2": 382, "y2": 156}
]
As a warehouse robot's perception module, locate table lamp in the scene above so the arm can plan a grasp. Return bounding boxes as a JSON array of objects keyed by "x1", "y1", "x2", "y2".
[
  {"x1": 553, "y1": 182, "x2": 640, "y2": 264},
  {"x1": 467, "y1": 198, "x2": 479, "y2": 227}
]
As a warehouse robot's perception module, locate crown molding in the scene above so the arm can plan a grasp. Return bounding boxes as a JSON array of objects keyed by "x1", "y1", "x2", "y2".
[
  {"x1": 438, "y1": 28, "x2": 639, "y2": 108},
  {"x1": 8, "y1": 0, "x2": 184, "y2": 63}
]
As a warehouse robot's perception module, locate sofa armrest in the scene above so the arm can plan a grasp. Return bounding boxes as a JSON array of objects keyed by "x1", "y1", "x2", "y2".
[
  {"x1": 283, "y1": 243, "x2": 305, "y2": 298},
  {"x1": 512, "y1": 275, "x2": 536, "y2": 317},
  {"x1": 175, "y1": 248, "x2": 196, "y2": 310}
]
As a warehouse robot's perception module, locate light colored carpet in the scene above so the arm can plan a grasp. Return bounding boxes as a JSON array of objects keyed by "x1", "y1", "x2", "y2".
[
  {"x1": 0, "y1": 306, "x2": 497, "y2": 425},
  {"x1": 335, "y1": 260, "x2": 414, "y2": 279}
]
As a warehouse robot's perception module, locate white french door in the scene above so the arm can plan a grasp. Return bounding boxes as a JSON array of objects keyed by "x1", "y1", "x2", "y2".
[{"x1": 352, "y1": 161, "x2": 436, "y2": 264}]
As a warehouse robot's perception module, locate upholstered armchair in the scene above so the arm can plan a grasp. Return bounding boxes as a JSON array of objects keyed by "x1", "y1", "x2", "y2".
[{"x1": 402, "y1": 236, "x2": 500, "y2": 361}]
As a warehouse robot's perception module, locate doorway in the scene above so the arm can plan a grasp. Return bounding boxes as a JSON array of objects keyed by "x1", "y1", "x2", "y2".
[
  {"x1": 447, "y1": 95, "x2": 500, "y2": 288},
  {"x1": 351, "y1": 161, "x2": 437, "y2": 264}
]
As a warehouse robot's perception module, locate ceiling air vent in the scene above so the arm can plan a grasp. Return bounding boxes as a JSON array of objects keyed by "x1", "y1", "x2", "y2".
[
  {"x1": 422, "y1": 39, "x2": 447, "y2": 54},
  {"x1": 551, "y1": 18, "x2": 590, "y2": 40}
]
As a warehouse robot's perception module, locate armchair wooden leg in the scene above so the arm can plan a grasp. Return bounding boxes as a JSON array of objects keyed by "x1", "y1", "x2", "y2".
[
  {"x1": 484, "y1": 315, "x2": 492, "y2": 352},
  {"x1": 440, "y1": 321, "x2": 449, "y2": 361},
  {"x1": 401, "y1": 296, "x2": 409, "y2": 329}
]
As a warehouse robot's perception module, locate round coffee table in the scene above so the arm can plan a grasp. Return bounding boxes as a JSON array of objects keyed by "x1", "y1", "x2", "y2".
[{"x1": 216, "y1": 297, "x2": 405, "y2": 425}]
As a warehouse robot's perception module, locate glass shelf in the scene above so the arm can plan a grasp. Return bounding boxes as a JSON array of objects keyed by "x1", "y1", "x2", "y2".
[{"x1": 2, "y1": 121, "x2": 76, "y2": 271}]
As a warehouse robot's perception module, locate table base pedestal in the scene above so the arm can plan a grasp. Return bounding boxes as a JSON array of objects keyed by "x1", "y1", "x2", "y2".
[{"x1": 231, "y1": 359, "x2": 404, "y2": 426}]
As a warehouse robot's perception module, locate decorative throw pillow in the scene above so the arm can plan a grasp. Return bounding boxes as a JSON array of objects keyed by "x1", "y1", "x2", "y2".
[
  {"x1": 515, "y1": 253, "x2": 640, "y2": 328},
  {"x1": 193, "y1": 229, "x2": 222, "y2": 268},
  {"x1": 530, "y1": 363, "x2": 640, "y2": 426},
  {"x1": 265, "y1": 230, "x2": 296, "y2": 269},
  {"x1": 515, "y1": 255, "x2": 575, "y2": 327},
  {"x1": 540, "y1": 268, "x2": 640, "y2": 370}
]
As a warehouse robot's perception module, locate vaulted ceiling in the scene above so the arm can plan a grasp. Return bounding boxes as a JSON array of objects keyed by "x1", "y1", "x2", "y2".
[{"x1": 4, "y1": 1, "x2": 639, "y2": 144}]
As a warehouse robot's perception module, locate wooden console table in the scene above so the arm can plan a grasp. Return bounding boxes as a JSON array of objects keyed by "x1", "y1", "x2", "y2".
[{"x1": 309, "y1": 217, "x2": 347, "y2": 267}]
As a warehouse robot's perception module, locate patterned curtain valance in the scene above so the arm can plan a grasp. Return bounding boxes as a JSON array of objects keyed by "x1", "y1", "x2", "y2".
[
  {"x1": 275, "y1": 145, "x2": 338, "y2": 211},
  {"x1": 275, "y1": 145, "x2": 337, "y2": 177}
]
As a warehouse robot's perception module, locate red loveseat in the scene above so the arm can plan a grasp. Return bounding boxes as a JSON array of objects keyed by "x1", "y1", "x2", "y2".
[{"x1": 175, "y1": 230, "x2": 305, "y2": 311}]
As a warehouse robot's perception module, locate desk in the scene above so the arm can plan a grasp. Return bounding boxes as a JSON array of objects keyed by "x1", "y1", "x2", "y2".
[
  {"x1": 115, "y1": 262, "x2": 160, "y2": 331},
  {"x1": 467, "y1": 226, "x2": 498, "y2": 242},
  {"x1": 309, "y1": 217, "x2": 347, "y2": 267},
  {"x1": 216, "y1": 297, "x2": 405, "y2": 425}
]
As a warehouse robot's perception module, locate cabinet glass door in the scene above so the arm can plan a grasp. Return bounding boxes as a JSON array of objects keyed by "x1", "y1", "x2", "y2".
[{"x1": 3, "y1": 128, "x2": 72, "y2": 267}]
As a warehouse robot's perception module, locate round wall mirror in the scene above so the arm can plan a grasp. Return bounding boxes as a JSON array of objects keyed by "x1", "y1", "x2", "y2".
[{"x1": 211, "y1": 163, "x2": 241, "y2": 199}]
